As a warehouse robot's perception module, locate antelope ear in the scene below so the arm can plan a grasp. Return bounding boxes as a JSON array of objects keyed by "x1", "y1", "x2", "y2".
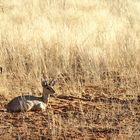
[
  {"x1": 41, "y1": 79, "x2": 48, "y2": 86},
  {"x1": 49, "y1": 79, "x2": 56, "y2": 86}
]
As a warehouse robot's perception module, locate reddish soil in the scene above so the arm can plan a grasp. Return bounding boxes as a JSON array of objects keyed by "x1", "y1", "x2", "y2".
[{"x1": 0, "y1": 87, "x2": 140, "y2": 140}]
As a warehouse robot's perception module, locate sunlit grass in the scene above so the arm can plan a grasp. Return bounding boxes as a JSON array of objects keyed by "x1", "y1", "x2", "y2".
[{"x1": 0, "y1": 0, "x2": 140, "y2": 139}]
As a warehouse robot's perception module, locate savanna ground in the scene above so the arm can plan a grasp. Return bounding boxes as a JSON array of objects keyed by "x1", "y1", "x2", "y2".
[{"x1": 0, "y1": 0, "x2": 140, "y2": 139}]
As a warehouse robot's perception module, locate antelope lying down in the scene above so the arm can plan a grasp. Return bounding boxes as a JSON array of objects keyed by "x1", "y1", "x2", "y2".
[{"x1": 6, "y1": 80, "x2": 55, "y2": 112}]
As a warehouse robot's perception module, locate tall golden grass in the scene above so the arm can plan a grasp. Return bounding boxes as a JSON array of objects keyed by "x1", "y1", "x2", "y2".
[
  {"x1": 0, "y1": 0, "x2": 140, "y2": 96},
  {"x1": 0, "y1": 1, "x2": 140, "y2": 139}
]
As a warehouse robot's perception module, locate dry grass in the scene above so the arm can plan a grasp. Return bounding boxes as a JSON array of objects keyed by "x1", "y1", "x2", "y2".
[{"x1": 0, "y1": 0, "x2": 140, "y2": 139}]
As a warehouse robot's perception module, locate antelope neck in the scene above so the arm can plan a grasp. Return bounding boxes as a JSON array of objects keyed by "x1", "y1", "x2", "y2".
[{"x1": 42, "y1": 89, "x2": 50, "y2": 103}]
